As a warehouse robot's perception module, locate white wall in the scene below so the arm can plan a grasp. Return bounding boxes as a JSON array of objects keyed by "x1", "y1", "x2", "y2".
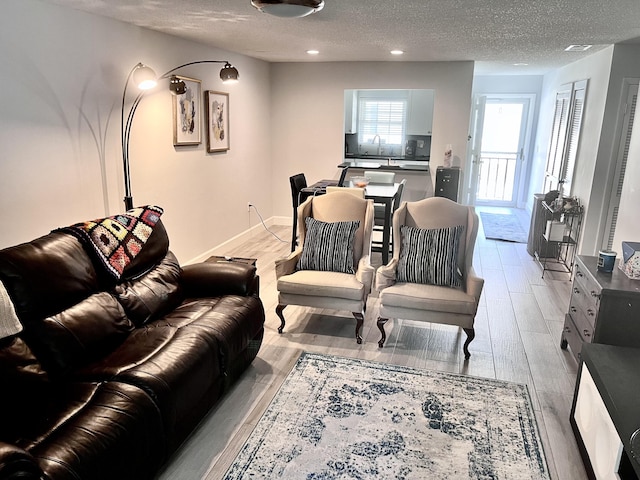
[
  {"x1": 612, "y1": 108, "x2": 640, "y2": 251},
  {"x1": 533, "y1": 47, "x2": 613, "y2": 254},
  {"x1": 269, "y1": 61, "x2": 474, "y2": 217},
  {"x1": 0, "y1": 0, "x2": 272, "y2": 263}
]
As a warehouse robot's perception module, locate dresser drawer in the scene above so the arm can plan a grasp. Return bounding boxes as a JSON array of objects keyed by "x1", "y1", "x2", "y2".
[
  {"x1": 563, "y1": 314, "x2": 586, "y2": 362},
  {"x1": 567, "y1": 307, "x2": 594, "y2": 344},
  {"x1": 568, "y1": 288, "x2": 598, "y2": 330},
  {"x1": 574, "y1": 261, "x2": 602, "y2": 303}
]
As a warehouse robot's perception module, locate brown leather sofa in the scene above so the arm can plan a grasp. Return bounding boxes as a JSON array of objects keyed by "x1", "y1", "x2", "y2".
[{"x1": 0, "y1": 218, "x2": 265, "y2": 480}]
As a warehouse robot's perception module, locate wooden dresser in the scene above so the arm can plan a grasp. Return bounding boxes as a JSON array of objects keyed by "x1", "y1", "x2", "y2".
[{"x1": 561, "y1": 255, "x2": 640, "y2": 362}]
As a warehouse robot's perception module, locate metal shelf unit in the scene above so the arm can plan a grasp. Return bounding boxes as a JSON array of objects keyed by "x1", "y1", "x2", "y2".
[{"x1": 535, "y1": 200, "x2": 583, "y2": 278}]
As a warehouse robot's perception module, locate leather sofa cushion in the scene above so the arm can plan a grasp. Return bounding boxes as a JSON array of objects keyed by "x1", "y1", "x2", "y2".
[
  {"x1": 167, "y1": 296, "x2": 265, "y2": 386},
  {"x1": 26, "y1": 292, "x2": 133, "y2": 376},
  {"x1": 115, "y1": 251, "x2": 183, "y2": 326},
  {"x1": 76, "y1": 322, "x2": 223, "y2": 439},
  {"x1": 0, "y1": 380, "x2": 165, "y2": 480},
  {"x1": 0, "y1": 232, "x2": 99, "y2": 322}
]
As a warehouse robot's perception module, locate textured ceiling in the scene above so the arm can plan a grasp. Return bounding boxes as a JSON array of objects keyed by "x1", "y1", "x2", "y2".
[{"x1": 43, "y1": 0, "x2": 640, "y2": 74}]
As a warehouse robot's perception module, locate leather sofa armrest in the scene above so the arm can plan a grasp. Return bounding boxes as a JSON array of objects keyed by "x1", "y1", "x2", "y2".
[
  {"x1": 181, "y1": 262, "x2": 259, "y2": 297},
  {"x1": 0, "y1": 442, "x2": 42, "y2": 480}
]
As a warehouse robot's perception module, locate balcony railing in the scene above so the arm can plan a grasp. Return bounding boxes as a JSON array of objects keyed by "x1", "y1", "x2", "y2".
[{"x1": 476, "y1": 152, "x2": 517, "y2": 202}]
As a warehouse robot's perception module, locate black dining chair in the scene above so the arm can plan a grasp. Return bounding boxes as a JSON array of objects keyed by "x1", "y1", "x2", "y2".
[
  {"x1": 289, "y1": 173, "x2": 308, "y2": 252},
  {"x1": 337, "y1": 167, "x2": 349, "y2": 186},
  {"x1": 372, "y1": 179, "x2": 406, "y2": 258}
]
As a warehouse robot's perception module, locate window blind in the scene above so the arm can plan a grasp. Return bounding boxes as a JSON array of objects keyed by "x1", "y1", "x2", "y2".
[{"x1": 358, "y1": 99, "x2": 406, "y2": 146}]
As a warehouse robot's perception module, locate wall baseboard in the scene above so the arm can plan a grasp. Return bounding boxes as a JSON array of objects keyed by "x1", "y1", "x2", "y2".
[{"x1": 185, "y1": 215, "x2": 291, "y2": 264}]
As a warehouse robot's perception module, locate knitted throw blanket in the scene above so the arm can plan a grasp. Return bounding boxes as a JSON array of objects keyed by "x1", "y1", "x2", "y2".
[{"x1": 60, "y1": 205, "x2": 164, "y2": 279}]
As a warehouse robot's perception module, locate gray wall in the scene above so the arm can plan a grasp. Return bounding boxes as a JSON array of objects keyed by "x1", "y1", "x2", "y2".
[
  {"x1": 269, "y1": 61, "x2": 475, "y2": 218},
  {"x1": 1, "y1": 0, "x2": 272, "y2": 262}
]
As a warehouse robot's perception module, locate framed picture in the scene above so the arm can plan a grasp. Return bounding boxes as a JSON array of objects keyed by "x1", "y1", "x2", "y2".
[
  {"x1": 172, "y1": 76, "x2": 201, "y2": 146},
  {"x1": 205, "y1": 91, "x2": 230, "y2": 153}
]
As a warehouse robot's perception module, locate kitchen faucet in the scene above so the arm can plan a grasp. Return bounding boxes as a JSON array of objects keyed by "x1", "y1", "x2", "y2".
[{"x1": 372, "y1": 134, "x2": 381, "y2": 155}]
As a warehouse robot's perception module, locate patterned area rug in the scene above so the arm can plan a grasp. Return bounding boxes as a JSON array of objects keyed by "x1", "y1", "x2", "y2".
[
  {"x1": 224, "y1": 353, "x2": 550, "y2": 479},
  {"x1": 480, "y1": 212, "x2": 529, "y2": 243}
]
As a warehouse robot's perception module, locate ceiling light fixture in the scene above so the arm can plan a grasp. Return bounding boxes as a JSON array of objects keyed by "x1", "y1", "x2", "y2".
[
  {"x1": 251, "y1": 0, "x2": 324, "y2": 18},
  {"x1": 565, "y1": 44, "x2": 593, "y2": 52},
  {"x1": 390, "y1": 50, "x2": 404, "y2": 55},
  {"x1": 306, "y1": 49, "x2": 319, "y2": 55}
]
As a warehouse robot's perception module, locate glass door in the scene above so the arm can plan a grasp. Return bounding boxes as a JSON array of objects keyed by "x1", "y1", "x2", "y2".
[{"x1": 468, "y1": 95, "x2": 533, "y2": 207}]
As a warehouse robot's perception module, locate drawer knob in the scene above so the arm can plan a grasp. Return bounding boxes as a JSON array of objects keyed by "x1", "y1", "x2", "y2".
[
  {"x1": 564, "y1": 326, "x2": 571, "y2": 333},
  {"x1": 574, "y1": 287, "x2": 580, "y2": 294},
  {"x1": 577, "y1": 271, "x2": 584, "y2": 278},
  {"x1": 587, "y1": 309, "x2": 595, "y2": 316},
  {"x1": 590, "y1": 291, "x2": 599, "y2": 298},
  {"x1": 583, "y1": 329, "x2": 591, "y2": 337}
]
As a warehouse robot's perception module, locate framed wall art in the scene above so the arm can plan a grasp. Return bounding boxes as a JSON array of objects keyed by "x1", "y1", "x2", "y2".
[
  {"x1": 205, "y1": 91, "x2": 229, "y2": 153},
  {"x1": 172, "y1": 76, "x2": 202, "y2": 146}
]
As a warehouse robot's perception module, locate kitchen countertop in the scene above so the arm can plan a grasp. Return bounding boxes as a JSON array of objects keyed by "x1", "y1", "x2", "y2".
[
  {"x1": 344, "y1": 153, "x2": 429, "y2": 162},
  {"x1": 339, "y1": 161, "x2": 430, "y2": 172}
]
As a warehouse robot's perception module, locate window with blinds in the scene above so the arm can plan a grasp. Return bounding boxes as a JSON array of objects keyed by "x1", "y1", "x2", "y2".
[
  {"x1": 358, "y1": 99, "x2": 407, "y2": 146},
  {"x1": 543, "y1": 80, "x2": 588, "y2": 196}
]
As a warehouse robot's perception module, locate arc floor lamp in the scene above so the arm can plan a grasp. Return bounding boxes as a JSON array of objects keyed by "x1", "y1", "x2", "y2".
[{"x1": 121, "y1": 60, "x2": 239, "y2": 210}]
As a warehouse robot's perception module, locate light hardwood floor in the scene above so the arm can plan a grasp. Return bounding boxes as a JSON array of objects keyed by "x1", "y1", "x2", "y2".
[{"x1": 157, "y1": 208, "x2": 588, "y2": 480}]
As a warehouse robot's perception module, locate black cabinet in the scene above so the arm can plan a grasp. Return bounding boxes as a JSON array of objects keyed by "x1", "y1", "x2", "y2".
[
  {"x1": 434, "y1": 167, "x2": 460, "y2": 202},
  {"x1": 571, "y1": 344, "x2": 640, "y2": 479},
  {"x1": 561, "y1": 255, "x2": 640, "y2": 363}
]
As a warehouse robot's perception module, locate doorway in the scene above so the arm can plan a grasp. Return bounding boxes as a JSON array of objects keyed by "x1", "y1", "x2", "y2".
[{"x1": 467, "y1": 95, "x2": 534, "y2": 207}]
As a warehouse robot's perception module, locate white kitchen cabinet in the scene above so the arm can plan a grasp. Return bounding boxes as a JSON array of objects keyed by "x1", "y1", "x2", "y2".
[
  {"x1": 406, "y1": 90, "x2": 434, "y2": 135},
  {"x1": 344, "y1": 90, "x2": 358, "y2": 134}
]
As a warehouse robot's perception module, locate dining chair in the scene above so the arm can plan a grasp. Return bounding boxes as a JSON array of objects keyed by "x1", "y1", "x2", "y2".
[
  {"x1": 372, "y1": 178, "x2": 406, "y2": 257},
  {"x1": 338, "y1": 167, "x2": 349, "y2": 186},
  {"x1": 375, "y1": 197, "x2": 484, "y2": 358},
  {"x1": 326, "y1": 186, "x2": 365, "y2": 197},
  {"x1": 364, "y1": 171, "x2": 395, "y2": 184},
  {"x1": 289, "y1": 173, "x2": 307, "y2": 252},
  {"x1": 275, "y1": 191, "x2": 375, "y2": 344}
]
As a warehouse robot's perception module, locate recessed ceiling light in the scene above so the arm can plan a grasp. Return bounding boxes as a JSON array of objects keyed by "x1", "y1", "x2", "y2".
[
  {"x1": 306, "y1": 49, "x2": 319, "y2": 55},
  {"x1": 565, "y1": 44, "x2": 593, "y2": 52},
  {"x1": 390, "y1": 50, "x2": 404, "y2": 55},
  {"x1": 513, "y1": 63, "x2": 528, "y2": 66}
]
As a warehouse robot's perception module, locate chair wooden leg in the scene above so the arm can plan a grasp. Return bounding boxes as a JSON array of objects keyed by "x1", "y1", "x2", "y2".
[
  {"x1": 276, "y1": 304, "x2": 287, "y2": 334},
  {"x1": 463, "y1": 327, "x2": 475, "y2": 359},
  {"x1": 377, "y1": 317, "x2": 388, "y2": 348},
  {"x1": 352, "y1": 312, "x2": 364, "y2": 344}
]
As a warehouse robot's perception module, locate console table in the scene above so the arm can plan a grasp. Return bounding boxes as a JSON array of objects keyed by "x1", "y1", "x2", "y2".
[{"x1": 571, "y1": 343, "x2": 640, "y2": 479}]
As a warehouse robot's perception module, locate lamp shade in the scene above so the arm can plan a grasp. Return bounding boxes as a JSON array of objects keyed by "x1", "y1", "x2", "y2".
[
  {"x1": 169, "y1": 75, "x2": 187, "y2": 95},
  {"x1": 220, "y1": 63, "x2": 239, "y2": 84},
  {"x1": 251, "y1": 0, "x2": 324, "y2": 18},
  {"x1": 132, "y1": 65, "x2": 157, "y2": 90}
]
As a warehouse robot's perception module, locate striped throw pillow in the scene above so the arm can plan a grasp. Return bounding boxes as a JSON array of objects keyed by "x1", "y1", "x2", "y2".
[
  {"x1": 297, "y1": 217, "x2": 360, "y2": 274},
  {"x1": 397, "y1": 225, "x2": 465, "y2": 287}
]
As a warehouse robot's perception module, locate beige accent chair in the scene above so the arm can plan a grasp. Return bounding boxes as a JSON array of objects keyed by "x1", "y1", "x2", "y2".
[
  {"x1": 326, "y1": 186, "x2": 365, "y2": 197},
  {"x1": 375, "y1": 197, "x2": 484, "y2": 358},
  {"x1": 364, "y1": 170, "x2": 395, "y2": 184},
  {"x1": 275, "y1": 191, "x2": 375, "y2": 343}
]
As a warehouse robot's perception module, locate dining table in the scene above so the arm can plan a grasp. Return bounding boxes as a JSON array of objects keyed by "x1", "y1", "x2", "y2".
[{"x1": 300, "y1": 179, "x2": 401, "y2": 264}]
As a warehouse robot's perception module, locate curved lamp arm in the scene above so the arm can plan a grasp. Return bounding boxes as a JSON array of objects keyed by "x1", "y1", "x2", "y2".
[{"x1": 120, "y1": 60, "x2": 238, "y2": 210}]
